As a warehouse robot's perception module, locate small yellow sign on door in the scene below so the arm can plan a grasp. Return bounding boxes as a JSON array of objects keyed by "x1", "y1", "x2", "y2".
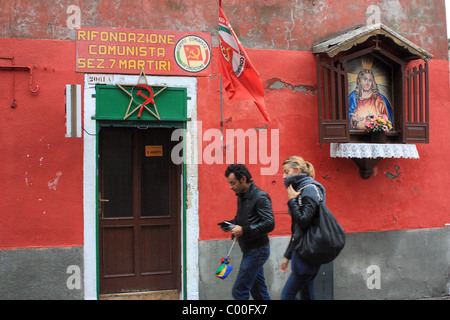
[{"x1": 145, "y1": 145, "x2": 163, "y2": 157}]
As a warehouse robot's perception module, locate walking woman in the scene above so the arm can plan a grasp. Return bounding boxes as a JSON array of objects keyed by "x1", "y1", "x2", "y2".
[{"x1": 280, "y1": 156, "x2": 326, "y2": 300}]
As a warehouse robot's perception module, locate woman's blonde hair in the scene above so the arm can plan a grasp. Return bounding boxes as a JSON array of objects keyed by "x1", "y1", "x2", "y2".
[{"x1": 283, "y1": 156, "x2": 315, "y2": 179}]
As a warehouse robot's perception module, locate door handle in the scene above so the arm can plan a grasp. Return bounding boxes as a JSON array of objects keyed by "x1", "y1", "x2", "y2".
[{"x1": 99, "y1": 196, "x2": 109, "y2": 219}]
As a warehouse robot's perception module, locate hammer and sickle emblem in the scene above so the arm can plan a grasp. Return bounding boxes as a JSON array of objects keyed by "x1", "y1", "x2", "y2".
[
  {"x1": 116, "y1": 68, "x2": 168, "y2": 121},
  {"x1": 223, "y1": 47, "x2": 232, "y2": 63},
  {"x1": 219, "y1": 38, "x2": 234, "y2": 63},
  {"x1": 134, "y1": 84, "x2": 154, "y2": 118},
  {"x1": 186, "y1": 47, "x2": 201, "y2": 60}
]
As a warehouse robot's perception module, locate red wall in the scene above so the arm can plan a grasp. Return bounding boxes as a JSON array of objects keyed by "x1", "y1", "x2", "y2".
[
  {"x1": 0, "y1": 38, "x2": 84, "y2": 249},
  {"x1": 197, "y1": 48, "x2": 450, "y2": 240},
  {"x1": 1, "y1": 37, "x2": 449, "y2": 248}
]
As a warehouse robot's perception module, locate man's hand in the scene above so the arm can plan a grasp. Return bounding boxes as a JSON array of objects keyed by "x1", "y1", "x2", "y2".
[
  {"x1": 280, "y1": 258, "x2": 290, "y2": 273},
  {"x1": 231, "y1": 225, "x2": 243, "y2": 238}
]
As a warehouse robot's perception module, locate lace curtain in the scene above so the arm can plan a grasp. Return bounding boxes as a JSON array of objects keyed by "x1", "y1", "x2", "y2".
[{"x1": 330, "y1": 143, "x2": 419, "y2": 159}]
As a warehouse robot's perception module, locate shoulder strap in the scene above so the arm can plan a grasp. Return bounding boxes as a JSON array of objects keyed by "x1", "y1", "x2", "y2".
[{"x1": 297, "y1": 184, "x2": 323, "y2": 206}]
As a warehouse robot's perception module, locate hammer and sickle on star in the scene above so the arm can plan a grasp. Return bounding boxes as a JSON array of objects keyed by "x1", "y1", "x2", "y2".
[
  {"x1": 134, "y1": 84, "x2": 154, "y2": 118},
  {"x1": 116, "y1": 69, "x2": 168, "y2": 120}
]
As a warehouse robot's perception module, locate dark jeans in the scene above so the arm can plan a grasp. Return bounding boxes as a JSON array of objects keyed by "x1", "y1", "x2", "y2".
[
  {"x1": 281, "y1": 253, "x2": 318, "y2": 300},
  {"x1": 232, "y1": 244, "x2": 271, "y2": 300}
]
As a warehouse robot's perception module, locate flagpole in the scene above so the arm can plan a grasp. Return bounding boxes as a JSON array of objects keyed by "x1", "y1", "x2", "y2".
[
  {"x1": 220, "y1": 75, "x2": 224, "y2": 148},
  {"x1": 219, "y1": 0, "x2": 223, "y2": 148}
]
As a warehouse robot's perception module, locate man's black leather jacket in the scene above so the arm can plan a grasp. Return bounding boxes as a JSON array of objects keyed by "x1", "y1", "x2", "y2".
[{"x1": 229, "y1": 182, "x2": 275, "y2": 251}]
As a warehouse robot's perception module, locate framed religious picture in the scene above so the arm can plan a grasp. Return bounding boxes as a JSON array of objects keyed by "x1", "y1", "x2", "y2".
[{"x1": 347, "y1": 53, "x2": 394, "y2": 131}]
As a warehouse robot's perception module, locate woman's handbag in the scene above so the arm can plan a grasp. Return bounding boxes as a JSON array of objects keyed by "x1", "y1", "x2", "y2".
[{"x1": 296, "y1": 185, "x2": 346, "y2": 265}]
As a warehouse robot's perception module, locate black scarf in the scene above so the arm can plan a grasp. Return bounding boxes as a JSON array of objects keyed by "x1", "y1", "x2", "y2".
[{"x1": 283, "y1": 173, "x2": 326, "y2": 204}]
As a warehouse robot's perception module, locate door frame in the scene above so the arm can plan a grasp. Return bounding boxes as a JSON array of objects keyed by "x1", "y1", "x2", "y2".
[{"x1": 83, "y1": 74, "x2": 199, "y2": 300}]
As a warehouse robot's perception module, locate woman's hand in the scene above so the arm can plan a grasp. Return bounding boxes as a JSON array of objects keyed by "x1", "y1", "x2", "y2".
[
  {"x1": 280, "y1": 258, "x2": 290, "y2": 273},
  {"x1": 287, "y1": 185, "x2": 301, "y2": 200}
]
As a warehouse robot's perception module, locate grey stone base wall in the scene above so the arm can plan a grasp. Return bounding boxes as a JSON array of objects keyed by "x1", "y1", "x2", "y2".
[
  {"x1": 2, "y1": 227, "x2": 449, "y2": 300},
  {"x1": 334, "y1": 227, "x2": 450, "y2": 299},
  {"x1": 0, "y1": 246, "x2": 84, "y2": 300},
  {"x1": 199, "y1": 227, "x2": 450, "y2": 300}
]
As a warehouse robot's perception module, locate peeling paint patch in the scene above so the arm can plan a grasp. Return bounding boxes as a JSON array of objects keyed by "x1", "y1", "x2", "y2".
[
  {"x1": 25, "y1": 171, "x2": 31, "y2": 186},
  {"x1": 385, "y1": 165, "x2": 400, "y2": 180},
  {"x1": 267, "y1": 78, "x2": 316, "y2": 95},
  {"x1": 48, "y1": 171, "x2": 62, "y2": 190}
]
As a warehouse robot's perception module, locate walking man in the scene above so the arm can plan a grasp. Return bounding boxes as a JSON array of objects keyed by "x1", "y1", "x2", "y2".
[{"x1": 222, "y1": 164, "x2": 275, "y2": 300}]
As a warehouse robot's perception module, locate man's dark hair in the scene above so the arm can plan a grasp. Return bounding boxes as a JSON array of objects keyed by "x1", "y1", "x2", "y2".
[{"x1": 225, "y1": 164, "x2": 252, "y2": 183}]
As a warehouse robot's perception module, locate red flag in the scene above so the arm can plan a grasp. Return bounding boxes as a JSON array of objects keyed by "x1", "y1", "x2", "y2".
[{"x1": 218, "y1": 0, "x2": 271, "y2": 123}]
